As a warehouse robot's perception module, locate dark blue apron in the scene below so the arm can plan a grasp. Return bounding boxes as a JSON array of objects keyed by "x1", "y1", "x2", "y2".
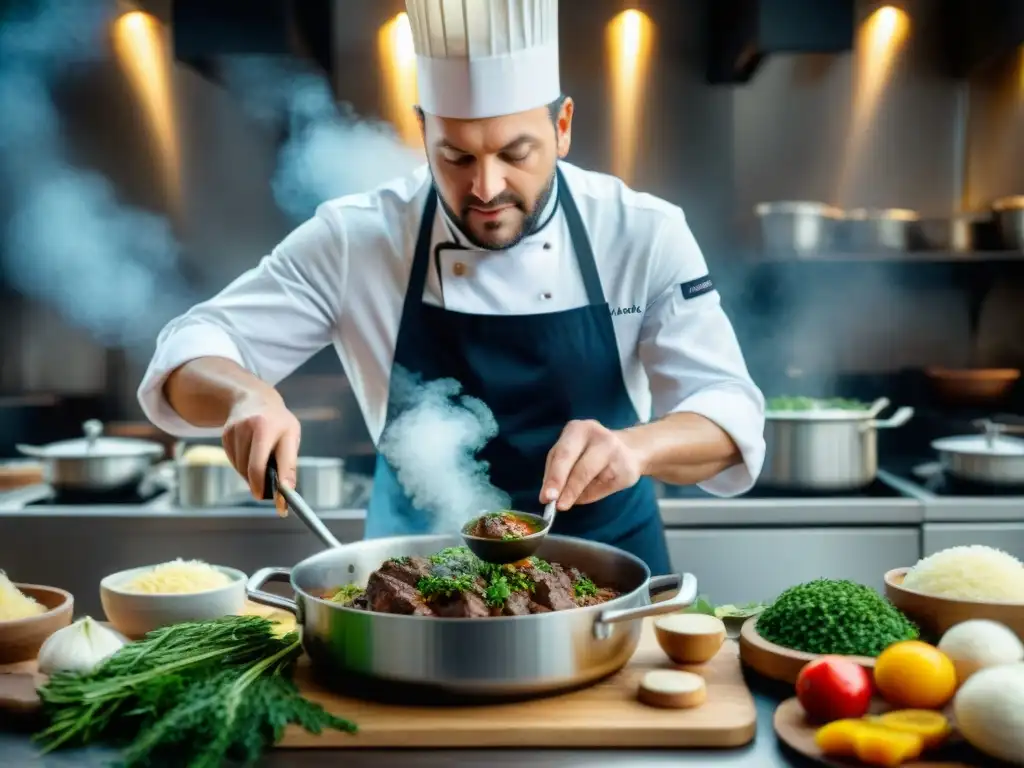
[{"x1": 367, "y1": 167, "x2": 670, "y2": 575}]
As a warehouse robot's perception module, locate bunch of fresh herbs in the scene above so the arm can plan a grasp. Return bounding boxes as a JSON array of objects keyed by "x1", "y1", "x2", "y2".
[{"x1": 35, "y1": 615, "x2": 356, "y2": 767}]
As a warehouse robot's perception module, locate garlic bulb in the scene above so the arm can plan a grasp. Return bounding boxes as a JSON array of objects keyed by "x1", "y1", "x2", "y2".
[{"x1": 37, "y1": 616, "x2": 125, "y2": 675}]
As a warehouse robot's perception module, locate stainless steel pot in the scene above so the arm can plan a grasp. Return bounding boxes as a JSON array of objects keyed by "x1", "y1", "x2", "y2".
[
  {"x1": 246, "y1": 498, "x2": 698, "y2": 697},
  {"x1": 177, "y1": 463, "x2": 249, "y2": 507},
  {"x1": 931, "y1": 420, "x2": 1024, "y2": 485},
  {"x1": 992, "y1": 196, "x2": 1024, "y2": 251},
  {"x1": 15, "y1": 419, "x2": 164, "y2": 493},
  {"x1": 842, "y1": 208, "x2": 919, "y2": 251},
  {"x1": 755, "y1": 201, "x2": 842, "y2": 256},
  {"x1": 760, "y1": 400, "x2": 915, "y2": 491},
  {"x1": 295, "y1": 457, "x2": 345, "y2": 508}
]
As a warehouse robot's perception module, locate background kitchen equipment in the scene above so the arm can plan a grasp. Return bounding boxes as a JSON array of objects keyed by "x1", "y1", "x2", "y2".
[
  {"x1": 760, "y1": 399, "x2": 915, "y2": 491},
  {"x1": 992, "y1": 196, "x2": 1024, "y2": 251},
  {"x1": 930, "y1": 418, "x2": 1024, "y2": 486},
  {"x1": 924, "y1": 367, "x2": 1021, "y2": 406},
  {"x1": 916, "y1": 212, "x2": 991, "y2": 253},
  {"x1": 840, "y1": 208, "x2": 919, "y2": 252},
  {"x1": 755, "y1": 201, "x2": 842, "y2": 256},
  {"x1": 15, "y1": 419, "x2": 164, "y2": 494},
  {"x1": 175, "y1": 447, "x2": 346, "y2": 508},
  {"x1": 250, "y1": 463, "x2": 698, "y2": 697}
]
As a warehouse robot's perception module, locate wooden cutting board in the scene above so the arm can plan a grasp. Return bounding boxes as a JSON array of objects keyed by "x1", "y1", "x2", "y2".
[{"x1": 279, "y1": 619, "x2": 757, "y2": 749}]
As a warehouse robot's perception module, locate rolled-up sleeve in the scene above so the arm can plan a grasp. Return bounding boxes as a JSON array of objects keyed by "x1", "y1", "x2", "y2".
[
  {"x1": 637, "y1": 209, "x2": 766, "y2": 496},
  {"x1": 137, "y1": 210, "x2": 347, "y2": 437}
]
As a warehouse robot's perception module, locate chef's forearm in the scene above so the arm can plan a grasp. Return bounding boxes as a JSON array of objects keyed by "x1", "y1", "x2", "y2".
[
  {"x1": 163, "y1": 357, "x2": 281, "y2": 428},
  {"x1": 620, "y1": 412, "x2": 742, "y2": 486}
]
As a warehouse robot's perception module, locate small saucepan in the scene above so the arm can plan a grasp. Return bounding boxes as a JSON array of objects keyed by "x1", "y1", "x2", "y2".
[
  {"x1": 16, "y1": 419, "x2": 164, "y2": 494},
  {"x1": 931, "y1": 420, "x2": 1024, "y2": 486}
]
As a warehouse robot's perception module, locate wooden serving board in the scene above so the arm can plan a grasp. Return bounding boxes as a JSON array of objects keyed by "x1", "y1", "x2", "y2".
[
  {"x1": 773, "y1": 697, "x2": 983, "y2": 768},
  {"x1": 739, "y1": 616, "x2": 875, "y2": 684},
  {"x1": 280, "y1": 619, "x2": 757, "y2": 749}
]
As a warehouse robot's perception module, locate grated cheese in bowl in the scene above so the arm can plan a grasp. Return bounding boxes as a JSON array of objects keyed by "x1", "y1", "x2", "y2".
[
  {"x1": 0, "y1": 570, "x2": 47, "y2": 621},
  {"x1": 902, "y1": 545, "x2": 1024, "y2": 602},
  {"x1": 121, "y1": 559, "x2": 234, "y2": 595}
]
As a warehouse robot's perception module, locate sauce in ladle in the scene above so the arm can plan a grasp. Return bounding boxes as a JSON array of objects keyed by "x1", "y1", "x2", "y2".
[
  {"x1": 462, "y1": 510, "x2": 543, "y2": 541},
  {"x1": 461, "y1": 503, "x2": 557, "y2": 564}
]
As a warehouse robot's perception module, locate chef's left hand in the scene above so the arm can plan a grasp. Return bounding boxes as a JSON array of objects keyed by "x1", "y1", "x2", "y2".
[{"x1": 541, "y1": 420, "x2": 645, "y2": 510}]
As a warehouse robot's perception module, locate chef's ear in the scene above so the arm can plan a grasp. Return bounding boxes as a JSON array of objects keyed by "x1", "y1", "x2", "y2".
[{"x1": 555, "y1": 97, "x2": 574, "y2": 158}]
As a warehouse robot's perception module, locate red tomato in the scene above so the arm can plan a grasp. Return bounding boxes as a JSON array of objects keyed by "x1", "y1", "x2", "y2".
[{"x1": 795, "y1": 656, "x2": 873, "y2": 723}]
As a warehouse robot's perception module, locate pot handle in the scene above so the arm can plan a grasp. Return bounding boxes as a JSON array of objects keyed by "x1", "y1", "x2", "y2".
[
  {"x1": 865, "y1": 406, "x2": 914, "y2": 431},
  {"x1": 592, "y1": 572, "x2": 698, "y2": 640},
  {"x1": 246, "y1": 567, "x2": 299, "y2": 615}
]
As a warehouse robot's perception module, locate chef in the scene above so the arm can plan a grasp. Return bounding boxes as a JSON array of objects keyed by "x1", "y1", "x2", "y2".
[{"x1": 138, "y1": 0, "x2": 765, "y2": 575}]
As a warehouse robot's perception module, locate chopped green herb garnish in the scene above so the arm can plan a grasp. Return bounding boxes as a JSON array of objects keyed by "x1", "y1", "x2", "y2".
[
  {"x1": 326, "y1": 584, "x2": 364, "y2": 604},
  {"x1": 528, "y1": 556, "x2": 553, "y2": 573},
  {"x1": 417, "y1": 573, "x2": 475, "y2": 599},
  {"x1": 387, "y1": 556, "x2": 410, "y2": 565},
  {"x1": 573, "y1": 577, "x2": 598, "y2": 599},
  {"x1": 501, "y1": 532, "x2": 521, "y2": 541},
  {"x1": 483, "y1": 575, "x2": 512, "y2": 607}
]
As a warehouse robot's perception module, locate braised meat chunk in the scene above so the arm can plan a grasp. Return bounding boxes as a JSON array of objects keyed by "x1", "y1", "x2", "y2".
[
  {"x1": 322, "y1": 546, "x2": 619, "y2": 619},
  {"x1": 464, "y1": 511, "x2": 541, "y2": 541}
]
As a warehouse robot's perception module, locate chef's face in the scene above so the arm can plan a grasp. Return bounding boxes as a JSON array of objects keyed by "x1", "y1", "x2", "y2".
[{"x1": 419, "y1": 97, "x2": 574, "y2": 250}]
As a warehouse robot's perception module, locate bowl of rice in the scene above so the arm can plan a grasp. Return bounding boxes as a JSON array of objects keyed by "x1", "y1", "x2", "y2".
[
  {"x1": 885, "y1": 545, "x2": 1024, "y2": 641},
  {"x1": 100, "y1": 559, "x2": 246, "y2": 638}
]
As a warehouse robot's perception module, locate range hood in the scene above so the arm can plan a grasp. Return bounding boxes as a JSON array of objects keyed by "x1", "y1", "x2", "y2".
[
  {"x1": 941, "y1": 0, "x2": 1024, "y2": 76},
  {"x1": 707, "y1": 0, "x2": 856, "y2": 84},
  {"x1": 167, "y1": 0, "x2": 334, "y2": 78}
]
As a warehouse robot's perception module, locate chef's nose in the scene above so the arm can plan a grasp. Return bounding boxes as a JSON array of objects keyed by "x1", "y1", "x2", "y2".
[{"x1": 470, "y1": 157, "x2": 506, "y2": 204}]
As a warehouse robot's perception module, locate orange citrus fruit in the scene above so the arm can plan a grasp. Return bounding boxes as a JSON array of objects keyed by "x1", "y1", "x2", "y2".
[{"x1": 873, "y1": 641, "x2": 957, "y2": 709}]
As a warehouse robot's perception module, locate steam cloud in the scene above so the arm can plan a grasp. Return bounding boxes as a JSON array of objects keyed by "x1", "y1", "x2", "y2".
[
  {"x1": 0, "y1": 0, "x2": 193, "y2": 349},
  {"x1": 378, "y1": 367, "x2": 510, "y2": 534},
  {"x1": 217, "y1": 57, "x2": 421, "y2": 221}
]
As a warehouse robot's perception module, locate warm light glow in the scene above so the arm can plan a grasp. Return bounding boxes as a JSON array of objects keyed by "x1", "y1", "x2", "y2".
[
  {"x1": 836, "y1": 5, "x2": 910, "y2": 203},
  {"x1": 606, "y1": 10, "x2": 654, "y2": 184},
  {"x1": 1018, "y1": 44, "x2": 1024, "y2": 97},
  {"x1": 112, "y1": 11, "x2": 180, "y2": 215},
  {"x1": 378, "y1": 12, "x2": 421, "y2": 148}
]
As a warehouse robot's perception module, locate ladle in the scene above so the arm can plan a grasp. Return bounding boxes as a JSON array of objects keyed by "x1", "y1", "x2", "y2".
[
  {"x1": 263, "y1": 456, "x2": 342, "y2": 550},
  {"x1": 461, "y1": 500, "x2": 558, "y2": 564}
]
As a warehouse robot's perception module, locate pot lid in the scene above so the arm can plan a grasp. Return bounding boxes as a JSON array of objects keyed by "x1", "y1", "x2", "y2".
[
  {"x1": 16, "y1": 419, "x2": 164, "y2": 459},
  {"x1": 931, "y1": 434, "x2": 1024, "y2": 457}
]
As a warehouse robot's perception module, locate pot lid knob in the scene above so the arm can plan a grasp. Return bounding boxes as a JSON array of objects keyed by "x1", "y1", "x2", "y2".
[{"x1": 82, "y1": 419, "x2": 103, "y2": 449}]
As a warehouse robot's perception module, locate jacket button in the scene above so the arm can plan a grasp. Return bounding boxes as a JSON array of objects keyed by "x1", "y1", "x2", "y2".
[{"x1": 453, "y1": 262, "x2": 466, "y2": 276}]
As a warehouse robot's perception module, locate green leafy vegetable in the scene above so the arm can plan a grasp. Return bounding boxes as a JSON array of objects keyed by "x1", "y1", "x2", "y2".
[
  {"x1": 417, "y1": 573, "x2": 476, "y2": 598},
  {"x1": 35, "y1": 615, "x2": 356, "y2": 767},
  {"x1": 483, "y1": 575, "x2": 512, "y2": 607},
  {"x1": 756, "y1": 579, "x2": 918, "y2": 657},
  {"x1": 528, "y1": 556, "x2": 553, "y2": 573}
]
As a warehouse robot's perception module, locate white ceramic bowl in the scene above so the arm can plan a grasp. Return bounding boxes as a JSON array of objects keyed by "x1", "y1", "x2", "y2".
[{"x1": 100, "y1": 564, "x2": 247, "y2": 638}]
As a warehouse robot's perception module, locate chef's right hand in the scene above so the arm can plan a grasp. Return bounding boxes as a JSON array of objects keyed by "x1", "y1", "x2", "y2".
[{"x1": 222, "y1": 391, "x2": 300, "y2": 514}]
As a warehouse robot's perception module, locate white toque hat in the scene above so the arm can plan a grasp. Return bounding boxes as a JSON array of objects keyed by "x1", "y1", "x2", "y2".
[{"x1": 405, "y1": 0, "x2": 561, "y2": 120}]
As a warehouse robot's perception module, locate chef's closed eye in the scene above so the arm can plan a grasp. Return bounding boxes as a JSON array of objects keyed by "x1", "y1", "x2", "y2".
[{"x1": 441, "y1": 148, "x2": 474, "y2": 166}]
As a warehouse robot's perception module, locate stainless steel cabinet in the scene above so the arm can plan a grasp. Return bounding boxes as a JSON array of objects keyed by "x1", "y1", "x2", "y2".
[
  {"x1": 665, "y1": 527, "x2": 921, "y2": 605},
  {"x1": 922, "y1": 523, "x2": 1024, "y2": 560}
]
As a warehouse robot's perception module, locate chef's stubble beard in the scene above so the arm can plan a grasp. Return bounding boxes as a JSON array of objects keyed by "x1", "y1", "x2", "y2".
[{"x1": 434, "y1": 167, "x2": 557, "y2": 252}]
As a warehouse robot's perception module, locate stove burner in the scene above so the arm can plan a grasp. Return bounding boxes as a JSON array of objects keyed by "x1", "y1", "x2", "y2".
[
  {"x1": 920, "y1": 473, "x2": 1024, "y2": 497},
  {"x1": 24, "y1": 485, "x2": 166, "y2": 506},
  {"x1": 744, "y1": 480, "x2": 901, "y2": 499}
]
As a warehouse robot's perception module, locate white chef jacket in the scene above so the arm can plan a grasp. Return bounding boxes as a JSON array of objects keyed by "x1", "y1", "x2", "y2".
[{"x1": 138, "y1": 161, "x2": 766, "y2": 496}]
